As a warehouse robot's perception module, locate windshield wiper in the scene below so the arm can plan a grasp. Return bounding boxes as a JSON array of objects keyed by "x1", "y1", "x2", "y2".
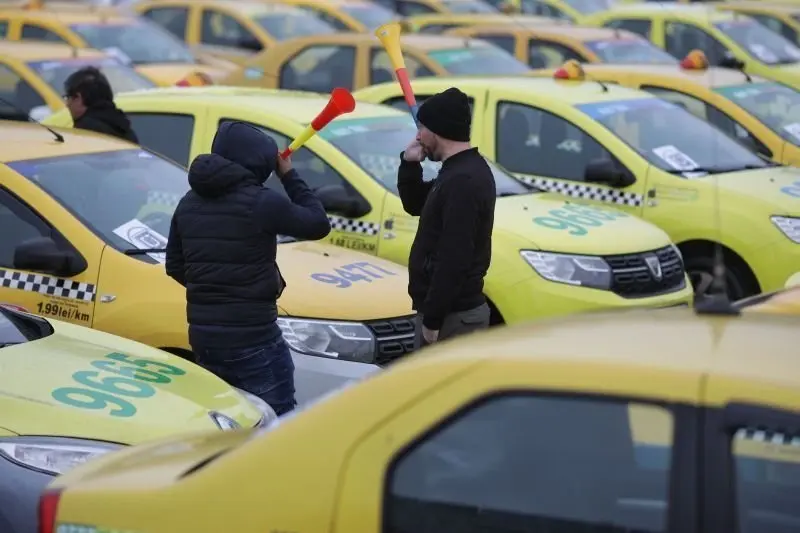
[
  {"x1": 664, "y1": 164, "x2": 767, "y2": 175},
  {"x1": 0, "y1": 342, "x2": 22, "y2": 348},
  {"x1": 124, "y1": 248, "x2": 166, "y2": 255}
]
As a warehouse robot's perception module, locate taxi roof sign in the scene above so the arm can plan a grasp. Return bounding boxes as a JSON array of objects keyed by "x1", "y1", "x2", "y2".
[
  {"x1": 680, "y1": 49, "x2": 709, "y2": 70},
  {"x1": 176, "y1": 71, "x2": 214, "y2": 87},
  {"x1": 553, "y1": 59, "x2": 585, "y2": 81}
]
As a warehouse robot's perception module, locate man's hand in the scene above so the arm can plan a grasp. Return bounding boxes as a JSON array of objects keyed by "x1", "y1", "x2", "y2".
[
  {"x1": 276, "y1": 153, "x2": 293, "y2": 177},
  {"x1": 422, "y1": 326, "x2": 439, "y2": 344},
  {"x1": 403, "y1": 139, "x2": 426, "y2": 162}
]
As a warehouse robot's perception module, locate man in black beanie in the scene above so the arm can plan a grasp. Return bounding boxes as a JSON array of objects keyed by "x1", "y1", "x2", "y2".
[{"x1": 398, "y1": 87, "x2": 496, "y2": 348}]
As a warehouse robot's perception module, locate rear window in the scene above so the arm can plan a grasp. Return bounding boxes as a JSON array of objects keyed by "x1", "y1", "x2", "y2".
[
  {"x1": 26, "y1": 57, "x2": 156, "y2": 95},
  {"x1": 583, "y1": 39, "x2": 678, "y2": 65}
]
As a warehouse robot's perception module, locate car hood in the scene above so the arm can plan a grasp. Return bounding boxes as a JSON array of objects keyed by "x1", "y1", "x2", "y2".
[
  {"x1": 0, "y1": 320, "x2": 262, "y2": 444},
  {"x1": 277, "y1": 241, "x2": 413, "y2": 320},
  {"x1": 134, "y1": 63, "x2": 230, "y2": 86},
  {"x1": 712, "y1": 166, "x2": 800, "y2": 215},
  {"x1": 496, "y1": 192, "x2": 673, "y2": 254}
]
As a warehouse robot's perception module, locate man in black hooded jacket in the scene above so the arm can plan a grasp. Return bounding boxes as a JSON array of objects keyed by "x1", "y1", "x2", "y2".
[
  {"x1": 63, "y1": 66, "x2": 138, "y2": 143},
  {"x1": 165, "y1": 121, "x2": 331, "y2": 416}
]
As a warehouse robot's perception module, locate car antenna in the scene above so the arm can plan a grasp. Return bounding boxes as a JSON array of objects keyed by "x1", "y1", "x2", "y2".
[{"x1": 0, "y1": 96, "x2": 64, "y2": 142}]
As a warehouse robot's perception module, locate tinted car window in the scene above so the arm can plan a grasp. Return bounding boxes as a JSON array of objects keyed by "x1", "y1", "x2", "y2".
[
  {"x1": 126, "y1": 113, "x2": 195, "y2": 167},
  {"x1": 140, "y1": 6, "x2": 189, "y2": 39},
  {"x1": 252, "y1": 10, "x2": 337, "y2": 40},
  {"x1": 715, "y1": 81, "x2": 800, "y2": 146},
  {"x1": 716, "y1": 19, "x2": 800, "y2": 65},
  {"x1": 27, "y1": 57, "x2": 155, "y2": 96}
]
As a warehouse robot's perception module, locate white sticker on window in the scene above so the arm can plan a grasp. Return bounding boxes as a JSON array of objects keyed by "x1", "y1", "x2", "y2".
[
  {"x1": 784, "y1": 122, "x2": 800, "y2": 140},
  {"x1": 652, "y1": 145, "x2": 698, "y2": 171},
  {"x1": 112, "y1": 219, "x2": 167, "y2": 263}
]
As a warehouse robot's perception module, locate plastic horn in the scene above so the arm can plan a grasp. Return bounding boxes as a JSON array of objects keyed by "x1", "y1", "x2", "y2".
[
  {"x1": 279, "y1": 87, "x2": 356, "y2": 159},
  {"x1": 375, "y1": 21, "x2": 419, "y2": 127}
]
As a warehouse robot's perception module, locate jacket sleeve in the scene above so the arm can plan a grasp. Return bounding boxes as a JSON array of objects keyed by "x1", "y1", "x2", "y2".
[
  {"x1": 421, "y1": 175, "x2": 482, "y2": 331},
  {"x1": 397, "y1": 152, "x2": 433, "y2": 216},
  {"x1": 258, "y1": 169, "x2": 332, "y2": 240},
  {"x1": 165, "y1": 214, "x2": 186, "y2": 287}
]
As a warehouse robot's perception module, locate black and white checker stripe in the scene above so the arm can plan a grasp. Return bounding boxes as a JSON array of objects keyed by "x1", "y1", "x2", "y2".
[
  {"x1": 737, "y1": 428, "x2": 800, "y2": 447},
  {"x1": 147, "y1": 191, "x2": 183, "y2": 206},
  {"x1": 0, "y1": 269, "x2": 95, "y2": 302},
  {"x1": 520, "y1": 176, "x2": 643, "y2": 207},
  {"x1": 328, "y1": 215, "x2": 380, "y2": 236}
]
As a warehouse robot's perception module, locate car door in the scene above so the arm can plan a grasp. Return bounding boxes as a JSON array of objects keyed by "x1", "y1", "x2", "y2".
[
  {"x1": 483, "y1": 93, "x2": 648, "y2": 216},
  {"x1": 123, "y1": 110, "x2": 202, "y2": 167},
  {"x1": 333, "y1": 363, "x2": 697, "y2": 532},
  {"x1": 0, "y1": 183, "x2": 100, "y2": 328},
  {"x1": 278, "y1": 43, "x2": 358, "y2": 93}
]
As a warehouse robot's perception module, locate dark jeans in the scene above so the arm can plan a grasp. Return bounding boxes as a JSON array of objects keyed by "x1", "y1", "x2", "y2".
[
  {"x1": 193, "y1": 334, "x2": 297, "y2": 416},
  {"x1": 414, "y1": 302, "x2": 491, "y2": 350}
]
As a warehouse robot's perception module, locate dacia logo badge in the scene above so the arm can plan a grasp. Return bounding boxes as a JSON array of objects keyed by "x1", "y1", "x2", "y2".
[{"x1": 645, "y1": 255, "x2": 663, "y2": 281}]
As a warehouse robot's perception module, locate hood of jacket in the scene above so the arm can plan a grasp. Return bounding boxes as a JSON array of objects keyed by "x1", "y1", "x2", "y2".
[
  {"x1": 210, "y1": 121, "x2": 278, "y2": 182},
  {"x1": 188, "y1": 154, "x2": 263, "y2": 198},
  {"x1": 80, "y1": 102, "x2": 135, "y2": 137}
]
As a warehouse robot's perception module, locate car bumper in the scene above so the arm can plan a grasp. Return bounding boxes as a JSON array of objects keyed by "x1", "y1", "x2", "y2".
[
  {"x1": 493, "y1": 274, "x2": 694, "y2": 325},
  {"x1": 0, "y1": 456, "x2": 54, "y2": 533},
  {"x1": 292, "y1": 350, "x2": 380, "y2": 407}
]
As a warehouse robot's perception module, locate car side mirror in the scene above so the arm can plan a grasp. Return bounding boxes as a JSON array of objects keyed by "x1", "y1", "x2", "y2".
[
  {"x1": 718, "y1": 52, "x2": 745, "y2": 70},
  {"x1": 316, "y1": 184, "x2": 371, "y2": 218},
  {"x1": 14, "y1": 237, "x2": 83, "y2": 277},
  {"x1": 584, "y1": 159, "x2": 635, "y2": 188},
  {"x1": 238, "y1": 36, "x2": 263, "y2": 52}
]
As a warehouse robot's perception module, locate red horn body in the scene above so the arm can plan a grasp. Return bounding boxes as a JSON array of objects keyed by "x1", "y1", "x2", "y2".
[{"x1": 311, "y1": 87, "x2": 356, "y2": 131}]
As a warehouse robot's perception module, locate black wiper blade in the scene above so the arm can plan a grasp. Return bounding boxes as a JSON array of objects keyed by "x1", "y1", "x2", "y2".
[
  {"x1": 664, "y1": 166, "x2": 758, "y2": 175},
  {"x1": 0, "y1": 342, "x2": 22, "y2": 348},
  {"x1": 124, "y1": 248, "x2": 166, "y2": 255}
]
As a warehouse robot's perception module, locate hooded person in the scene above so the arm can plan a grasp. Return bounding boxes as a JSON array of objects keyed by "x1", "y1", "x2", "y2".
[
  {"x1": 63, "y1": 66, "x2": 138, "y2": 143},
  {"x1": 165, "y1": 121, "x2": 332, "y2": 415}
]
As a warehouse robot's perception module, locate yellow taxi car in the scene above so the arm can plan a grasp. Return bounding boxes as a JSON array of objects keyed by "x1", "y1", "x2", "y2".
[
  {"x1": 46, "y1": 86, "x2": 693, "y2": 325},
  {"x1": 485, "y1": 0, "x2": 617, "y2": 23},
  {"x1": 402, "y1": 12, "x2": 558, "y2": 33},
  {"x1": 0, "y1": 41, "x2": 155, "y2": 123},
  {"x1": 717, "y1": 1, "x2": 800, "y2": 45},
  {"x1": 355, "y1": 74, "x2": 800, "y2": 300},
  {"x1": 532, "y1": 51, "x2": 800, "y2": 165},
  {"x1": 447, "y1": 23, "x2": 679, "y2": 68},
  {"x1": 371, "y1": 0, "x2": 500, "y2": 16},
  {"x1": 133, "y1": 0, "x2": 340, "y2": 66},
  {"x1": 0, "y1": 4, "x2": 228, "y2": 87},
  {"x1": 267, "y1": 0, "x2": 399, "y2": 32},
  {"x1": 734, "y1": 269, "x2": 800, "y2": 313},
  {"x1": 0, "y1": 120, "x2": 419, "y2": 406},
  {"x1": 38, "y1": 305, "x2": 800, "y2": 533},
  {"x1": 585, "y1": 4, "x2": 800, "y2": 90},
  {"x1": 221, "y1": 33, "x2": 531, "y2": 93}
]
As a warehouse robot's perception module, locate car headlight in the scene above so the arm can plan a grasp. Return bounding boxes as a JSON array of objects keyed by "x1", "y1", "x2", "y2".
[
  {"x1": 235, "y1": 387, "x2": 278, "y2": 427},
  {"x1": 521, "y1": 250, "x2": 612, "y2": 290},
  {"x1": 0, "y1": 437, "x2": 121, "y2": 475},
  {"x1": 772, "y1": 216, "x2": 800, "y2": 243},
  {"x1": 277, "y1": 318, "x2": 376, "y2": 363}
]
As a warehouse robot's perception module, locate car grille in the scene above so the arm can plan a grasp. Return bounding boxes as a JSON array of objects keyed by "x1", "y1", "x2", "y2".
[
  {"x1": 603, "y1": 246, "x2": 686, "y2": 298},
  {"x1": 364, "y1": 315, "x2": 416, "y2": 366}
]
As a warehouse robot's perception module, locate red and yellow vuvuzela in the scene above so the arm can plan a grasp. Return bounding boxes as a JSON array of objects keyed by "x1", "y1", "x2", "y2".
[
  {"x1": 375, "y1": 21, "x2": 420, "y2": 127},
  {"x1": 279, "y1": 87, "x2": 356, "y2": 159}
]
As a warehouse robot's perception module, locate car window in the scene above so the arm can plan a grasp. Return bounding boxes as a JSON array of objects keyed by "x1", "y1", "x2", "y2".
[
  {"x1": 383, "y1": 395, "x2": 674, "y2": 533},
  {"x1": 473, "y1": 34, "x2": 516, "y2": 55},
  {"x1": 396, "y1": 0, "x2": 437, "y2": 16},
  {"x1": 527, "y1": 39, "x2": 585, "y2": 69},
  {"x1": 576, "y1": 97, "x2": 768, "y2": 174},
  {"x1": 0, "y1": 187, "x2": 50, "y2": 269},
  {"x1": 0, "y1": 64, "x2": 45, "y2": 119},
  {"x1": 126, "y1": 113, "x2": 195, "y2": 167},
  {"x1": 664, "y1": 21, "x2": 730, "y2": 65},
  {"x1": 496, "y1": 101, "x2": 617, "y2": 181},
  {"x1": 583, "y1": 39, "x2": 678, "y2": 65},
  {"x1": 251, "y1": 9, "x2": 338, "y2": 41},
  {"x1": 715, "y1": 81, "x2": 800, "y2": 147},
  {"x1": 140, "y1": 6, "x2": 189, "y2": 39},
  {"x1": 26, "y1": 57, "x2": 155, "y2": 97},
  {"x1": 383, "y1": 93, "x2": 476, "y2": 115},
  {"x1": 529, "y1": 1, "x2": 571, "y2": 20},
  {"x1": 279, "y1": 45, "x2": 356, "y2": 93},
  {"x1": 561, "y1": 0, "x2": 615, "y2": 14},
  {"x1": 642, "y1": 86, "x2": 710, "y2": 119},
  {"x1": 370, "y1": 48, "x2": 435, "y2": 85},
  {"x1": 201, "y1": 10, "x2": 261, "y2": 51},
  {"x1": 419, "y1": 23, "x2": 459, "y2": 33},
  {"x1": 604, "y1": 18, "x2": 652, "y2": 39},
  {"x1": 317, "y1": 115, "x2": 531, "y2": 196},
  {"x1": 70, "y1": 21, "x2": 195, "y2": 64},
  {"x1": 298, "y1": 6, "x2": 351, "y2": 31},
  {"x1": 427, "y1": 45, "x2": 530, "y2": 75},
  {"x1": 0, "y1": 21, "x2": 7, "y2": 39},
  {"x1": 716, "y1": 19, "x2": 800, "y2": 65},
  {"x1": 20, "y1": 24, "x2": 66, "y2": 44},
  {"x1": 340, "y1": 3, "x2": 396, "y2": 31},
  {"x1": 7, "y1": 149, "x2": 188, "y2": 260},
  {"x1": 442, "y1": 0, "x2": 498, "y2": 13},
  {"x1": 750, "y1": 14, "x2": 797, "y2": 43}
]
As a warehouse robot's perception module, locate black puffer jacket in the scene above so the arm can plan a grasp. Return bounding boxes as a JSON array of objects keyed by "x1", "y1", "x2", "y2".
[
  {"x1": 73, "y1": 101, "x2": 138, "y2": 143},
  {"x1": 165, "y1": 122, "x2": 331, "y2": 348}
]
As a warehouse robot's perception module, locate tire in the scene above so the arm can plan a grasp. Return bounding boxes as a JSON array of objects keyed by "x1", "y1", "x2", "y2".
[{"x1": 683, "y1": 252, "x2": 759, "y2": 301}]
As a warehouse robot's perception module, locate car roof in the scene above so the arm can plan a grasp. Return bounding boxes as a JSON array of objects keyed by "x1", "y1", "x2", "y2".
[
  {"x1": 721, "y1": 1, "x2": 800, "y2": 14},
  {"x1": 264, "y1": 31, "x2": 493, "y2": 50},
  {"x1": 154, "y1": 0, "x2": 314, "y2": 14},
  {"x1": 413, "y1": 308, "x2": 800, "y2": 395},
  {"x1": 460, "y1": 24, "x2": 639, "y2": 40},
  {"x1": 1, "y1": 8, "x2": 135, "y2": 24},
  {"x1": 0, "y1": 121, "x2": 137, "y2": 163},
  {"x1": 0, "y1": 40, "x2": 105, "y2": 60},
  {"x1": 577, "y1": 64, "x2": 765, "y2": 87},
  {"x1": 601, "y1": 3, "x2": 738, "y2": 22},
  {"x1": 114, "y1": 86, "x2": 405, "y2": 123}
]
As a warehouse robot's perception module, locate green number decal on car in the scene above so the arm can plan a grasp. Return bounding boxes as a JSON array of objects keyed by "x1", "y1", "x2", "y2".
[
  {"x1": 533, "y1": 203, "x2": 629, "y2": 236},
  {"x1": 51, "y1": 352, "x2": 187, "y2": 417}
]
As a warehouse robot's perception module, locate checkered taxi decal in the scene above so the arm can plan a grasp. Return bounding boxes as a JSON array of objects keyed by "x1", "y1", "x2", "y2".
[
  {"x1": 0, "y1": 269, "x2": 95, "y2": 302},
  {"x1": 519, "y1": 176, "x2": 644, "y2": 207},
  {"x1": 738, "y1": 428, "x2": 800, "y2": 447}
]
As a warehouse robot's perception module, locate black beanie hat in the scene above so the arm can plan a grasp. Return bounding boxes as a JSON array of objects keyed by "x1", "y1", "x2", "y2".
[{"x1": 417, "y1": 87, "x2": 471, "y2": 142}]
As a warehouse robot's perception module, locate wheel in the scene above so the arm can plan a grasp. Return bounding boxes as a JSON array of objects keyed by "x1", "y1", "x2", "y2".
[{"x1": 683, "y1": 252, "x2": 758, "y2": 301}]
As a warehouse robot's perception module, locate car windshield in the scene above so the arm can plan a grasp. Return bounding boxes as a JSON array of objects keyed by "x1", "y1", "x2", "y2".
[
  {"x1": 563, "y1": 0, "x2": 616, "y2": 14},
  {"x1": 317, "y1": 115, "x2": 534, "y2": 196},
  {"x1": 577, "y1": 97, "x2": 768, "y2": 174},
  {"x1": 341, "y1": 3, "x2": 396, "y2": 30},
  {"x1": 428, "y1": 46, "x2": 530, "y2": 75},
  {"x1": 715, "y1": 82, "x2": 800, "y2": 147},
  {"x1": 7, "y1": 149, "x2": 189, "y2": 262},
  {"x1": 26, "y1": 57, "x2": 156, "y2": 95},
  {"x1": 583, "y1": 39, "x2": 678, "y2": 65},
  {"x1": 70, "y1": 21, "x2": 195, "y2": 65},
  {"x1": 0, "y1": 306, "x2": 53, "y2": 347},
  {"x1": 443, "y1": 0, "x2": 499, "y2": 13},
  {"x1": 253, "y1": 11, "x2": 338, "y2": 40},
  {"x1": 715, "y1": 19, "x2": 800, "y2": 65}
]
